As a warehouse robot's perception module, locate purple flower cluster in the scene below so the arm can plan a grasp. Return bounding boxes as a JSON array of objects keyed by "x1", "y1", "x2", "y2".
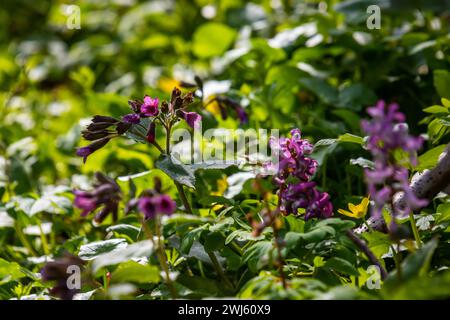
[
  {"x1": 76, "y1": 115, "x2": 131, "y2": 163},
  {"x1": 270, "y1": 129, "x2": 333, "y2": 220},
  {"x1": 361, "y1": 100, "x2": 428, "y2": 218},
  {"x1": 77, "y1": 88, "x2": 201, "y2": 163},
  {"x1": 40, "y1": 253, "x2": 85, "y2": 300},
  {"x1": 73, "y1": 172, "x2": 122, "y2": 224},
  {"x1": 207, "y1": 96, "x2": 248, "y2": 125},
  {"x1": 138, "y1": 194, "x2": 176, "y2": 220}
]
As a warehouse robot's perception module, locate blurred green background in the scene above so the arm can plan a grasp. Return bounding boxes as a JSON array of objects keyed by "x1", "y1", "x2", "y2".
[{"x1": 0, "y1": 0, "x2": 449, "y2": 197}]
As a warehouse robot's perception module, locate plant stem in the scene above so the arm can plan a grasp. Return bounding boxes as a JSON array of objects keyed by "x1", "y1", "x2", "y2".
[
  {"x1": 142, "y1": 219, "x2": 177, "y2": 299},
  {"x1": 206, "y1": 250, "x2": 234, "y2": 290},
  {"x1": 273, "y1": 228, "x2": 288, "y2": 289},
  {"x1": 408, "y1": 211, "x2": 422, "y2": 248},
  {"x1": 36, "y1": 220, "x2": 50, "y2": 256},
  {"x1": 175, "y1": 182, "x2": 193, "y2": 215},
  {"x1": 15, "y1": 223, "x2": 37, "y2": 256},
  {"x1": 346, "y1": 230, "x2": 387, "y2": 280}
]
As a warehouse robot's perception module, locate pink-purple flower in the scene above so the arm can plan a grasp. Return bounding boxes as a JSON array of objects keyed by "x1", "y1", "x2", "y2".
[
  {"x1": 73, "y1": 173, "x2": 122, "y2": 223},
  {"x1": 138, "y1": 194, "x2": 176, "y2": 220},
  {"x1": 141, "y1": 96, "x2": 159, "y2": 117},
  {"x1": 181, "y1": 111, "x2": 202, "y2": 129}
]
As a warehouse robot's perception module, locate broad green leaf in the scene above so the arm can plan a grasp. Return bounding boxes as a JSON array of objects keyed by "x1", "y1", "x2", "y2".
[
  {"x1": 325, "y1": 257, "x2": 359, "y2": 276},
  {"x1": 79, "y1": 239, "x2": 128, "y2": 261},
  {"x1": 423, "y1": 105, "x2": 449, "y2": 114},
  {"x1": 0, "y1": 258, "x2": 25, "y2": 284},
  {"x1": 384, "y1": 238, "x2": 438, "y2": 288},
  {"x1": 337, "y1": 84, "x2": 377, "y2": 111},
  {"x1": 433, "y1": 70, "x2": 450, "y2": 99},
  {"x1": 112, "y1": 261, "x2": 160, "y2": 284},
  {"x1": 204, "y1": 231, "x2": 224, "y2": 252},
  {"x1": 91, "y1": 240, "x2": 154, "y2": 272},
  {"x1": 299, "y1": 78, "x2": 338, "y2": 105},
  {"x1": 362, "y1": 231, "x2": 391, "y2": 259},
  {"x1": 192, "y1": 23, "x2": 236, "y2": 58},
  {"x1": 106, "y1": 224, "x2": 141, "y2": 241},
  {"x1": 241, "y1": 241, "x2": 272, "y2": 273},
  {"x1": 416, "y1": 144, "x2": 447, "y2": 171},
  {"x1": 338, "y1": 133, "x2": 365, "y2": 145},
  {"x1": 155, "y1": 155, "x2": 196, "y2": 189}
]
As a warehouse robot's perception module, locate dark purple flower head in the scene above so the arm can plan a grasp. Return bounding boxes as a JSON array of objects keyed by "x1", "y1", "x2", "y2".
[
  {"x1": 141, "y1": 96, "x2": 159, "y2": 117},
  {"x1": 154, "y1": 194, "x2": 176, "y2": 215},
  {"x1": 40, "y1": 253, "x2": 85, "y2": 300},
  {"x1": 76, "y1": 146, "x2": 93, "y2": 163},
  {"x1": 76, "y1": 137, "x2": 110, "y2": 163},
  {"x1": 122, "y1": 113, "x2": 141, "y2": 124},
  {"x1": 235, "y1": 106, "x2": 248, "y2": 124},
  {"x1": 181, "y1": 111, "x2": 202, "y2": 129},
  {"x1": 138, "y1": 197, "x2": 157, "y2": 220},
  {"x1": 73, "y1": 172, "x2": 121, "y2": 223},
  {"x1": 73, "y1": 190, "x2": 97, "y2": 216},
  {"x1": 146, "y1": 121, "x2": 156, "y2": 143},
  {"x1": 138, "y1": 194, "x2": 176, "y2": 220},
  {"x1": 362, "y1": 100, "x2": 427, "y2": 219}
]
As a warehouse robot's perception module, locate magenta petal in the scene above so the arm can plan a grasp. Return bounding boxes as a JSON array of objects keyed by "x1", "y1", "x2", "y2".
[{"x1": 182, "y1": 111, "x2": 202, "y2": 129}]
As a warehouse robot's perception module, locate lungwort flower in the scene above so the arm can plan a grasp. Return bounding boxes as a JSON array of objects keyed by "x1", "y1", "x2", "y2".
[
  {"x1": 73, "y1": 172, "x2": 122, "y2": 223},
  {"x1": 338, "y1": 197, "x2": 370, "y2": 219},
  {"x1": 140, "y1": 96, "x2": 159, "y2": 117},
  {"x1": 76, "y1": 115, "x2": 132, "y2": 163}
]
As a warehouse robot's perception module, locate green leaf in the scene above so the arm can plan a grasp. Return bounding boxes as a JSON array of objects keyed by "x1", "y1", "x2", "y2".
[
  {"x1": 325, "y1": 257, "x2": 359, "y2": 276},
  {"x1": 225, "y1": 229, "x2": 264, "y2": 244},
  {"x1": 0, "y1": 258, "x2": 26, "y2": 284},
  {"x1": 112, "y1": 261, "x2": 160, "y2": 284},
  {"x1": 204, "y1": 231, "x2": 224, "y2": 252},
  {"x1": 106, "y1": 224, "x2": 141, "y2": 241},
  {"x1": 192, "y1": 23, "x2": 236, "y2": 58},
  {"x1": 241, "y1": 241, "x2": 272, "y2": 273},
  {"x1": 337, "y1": 84, "x2": 377, "y2": 111},
  {"x1": 384, "y1": 238, "x2": 438, "y2": 287},
  {"x1": 362, "y1": 231, "x2": 391, "y2": 259},
  {"x1": 299, "y1": 78, "x2": 338, "y2": 105},
  {"x1": 29, "y1": 194, "x2": 71, "y2": 216},
  {"x1": 124, "y1": 118, "x2": 152, "y2": 144},
  {"x1": 338, "y1": 133, "x2": 365, "y2": 145},
  {"x1": 433, "y1": 70, "x2": 450, "y2": 99},
  {"x1": 416, "y1": 144, "x2": 447, "y2": 171},
  {"x1": 423, "y1": 105, "x2": 449, "y2": 114},
  {"x1": 79, "y1": 239, "x2": 128, "y2": 260},
  {"x1": 117, "y1": 169, "x2": 177, "y2": 198},
  {"x1": 155, "y1": 155, "x2": 196, "y2": 189},
  {"x1": 91, "y1": 240, "x2": 154, "y2": 273}
]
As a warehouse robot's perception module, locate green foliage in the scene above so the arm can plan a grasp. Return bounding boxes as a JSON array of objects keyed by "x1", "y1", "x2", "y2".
[{"x1": 0, "y1": 0, "x2": 449, "y2": 301}]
